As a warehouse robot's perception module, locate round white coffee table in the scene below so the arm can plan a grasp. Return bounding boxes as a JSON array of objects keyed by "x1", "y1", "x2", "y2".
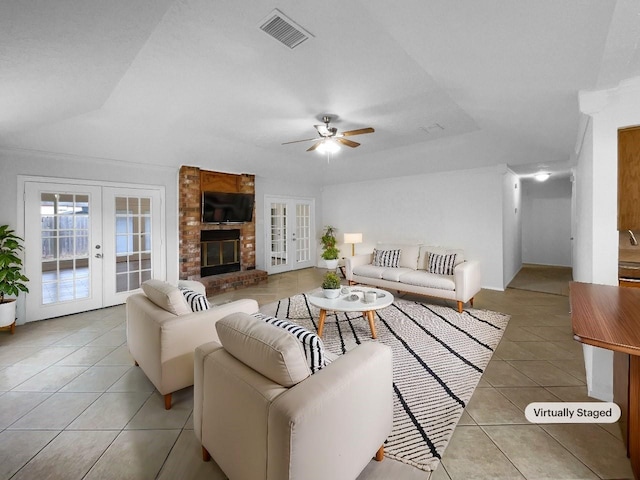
[{"x1": 308, "y1": 287, "x2": 394, "y2": 339}]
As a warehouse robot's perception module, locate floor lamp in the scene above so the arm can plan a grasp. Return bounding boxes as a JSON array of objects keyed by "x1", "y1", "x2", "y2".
[{"x1": 343, "y1": 233, "x2": 363, "y2": 257}]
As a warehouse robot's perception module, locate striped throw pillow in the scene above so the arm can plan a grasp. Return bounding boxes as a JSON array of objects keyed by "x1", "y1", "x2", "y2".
[
  {"x1": 179, "y1": 287, "x2": 210, "y2": 312},
  {"x1": 372, "y1": 248, "x2": 401, "y2": 268},
  {"x1": 254, "y1": 313, "x2": 327, "y2": 374},
  {"x1": 427, "y1": 253, "x2": 457, "y2": 275}
]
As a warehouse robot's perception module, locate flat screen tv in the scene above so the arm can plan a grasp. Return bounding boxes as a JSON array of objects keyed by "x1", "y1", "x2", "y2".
[{"x1": 201, "y1": 191, "x2": 254, "y2": 223}]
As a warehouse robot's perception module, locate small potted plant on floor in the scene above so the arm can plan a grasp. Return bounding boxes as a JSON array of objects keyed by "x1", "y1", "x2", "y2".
[
  {"x1": 0, "y1": 225, "x2": 29, "y2": 333},
  {"x1": 321, "y1": 271, "x2": 342, "y2": 299},
  {"x1": 320, "y1": 225, "x2": 340, "y2": 269}
]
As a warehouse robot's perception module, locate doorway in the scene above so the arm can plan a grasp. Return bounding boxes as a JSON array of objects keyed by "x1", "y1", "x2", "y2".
[
  {"x1": 520, "y1": 177, "x2": 574, "y2": 270},
  {"x1": 265, "y1": 196, "x2": 315, "y2": 274},
  {"x1": 22, "y1": 179, "x2": 165, "y2": 321}
]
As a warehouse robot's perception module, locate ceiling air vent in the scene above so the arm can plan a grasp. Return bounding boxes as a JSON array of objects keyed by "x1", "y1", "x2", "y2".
[{"x1": 259, "y1": 9, "x2": 313, "y2": 49}]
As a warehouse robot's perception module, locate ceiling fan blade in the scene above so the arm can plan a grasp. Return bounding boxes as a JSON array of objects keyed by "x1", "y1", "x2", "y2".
[
  {"x1": 307, "y1": 141, "x2": 322, "y2": 152},
  {"x1": 336, "y1": 138, "x2": 360, "y2": 148},
  {"x1": 282, "y1": 137, "x2": 318, "y2": 145},
  {"x1": 315, "y1": 124, "x2": 331, "y2": 137},
  {"x1": 341, "y1": 127, "x2": 375, "y2": 137}
]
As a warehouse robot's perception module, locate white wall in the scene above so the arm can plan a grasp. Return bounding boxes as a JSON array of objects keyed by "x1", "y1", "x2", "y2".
[
  {"x1": 521, "y1": 177, "x2": 572, "y2": 267},
  {"x1": 502, "y1": 169, "x2": 522, "y2": 287},
  {"x1": 575, "y1": 76, "x2": 640, "y2": 401},
  {"x1": 574, "y1": 121, "x2": 594, "y2": 283},
  {"x1": 321, "y1": 165, "x2": 506, "y2": 290}
]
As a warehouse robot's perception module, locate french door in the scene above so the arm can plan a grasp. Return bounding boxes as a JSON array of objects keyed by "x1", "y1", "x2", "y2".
[
  {"x1": 265, "y1": 196, "x2": 315, "y2": 274},
  {"x1": 24, "y1": 181, "x2": 164, "y2": 321}
]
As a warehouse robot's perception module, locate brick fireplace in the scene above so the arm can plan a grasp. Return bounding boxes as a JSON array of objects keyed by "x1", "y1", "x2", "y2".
[{"x1": 179, "y1": 166, "x2": 267, "y2": 296}]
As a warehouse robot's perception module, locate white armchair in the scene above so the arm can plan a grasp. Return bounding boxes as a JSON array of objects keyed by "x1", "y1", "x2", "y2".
[
  {"x1": 194, "y1": 312, "x2": 394, "y2": 480},
  {"x1": 126, "y1": 279, "x2": 259, "y2": 409}
]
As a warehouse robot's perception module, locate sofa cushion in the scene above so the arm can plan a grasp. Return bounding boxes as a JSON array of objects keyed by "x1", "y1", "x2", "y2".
[
  {"x1": 216, "y1": 313, "x2": 312, "y2": 387},
  {"x1": 141, "y1": 279, "x2": 191, "y2": 316},
  {"x1": 381, "y1": 267, "x2": 416, "y2": 282},
  {"x1": 372, "y1": 249, "x2": 401, "y2": 268},
  {"x1": 377, "y1": 243, "x2": 420, "y2": 269},
  {"x1": 427, "y1": 253, "x2": 457, "y2": 275},
  {"x1": 399, "y1": 271, "x2": 456, "y2": 291},
  {"x1": 419, "y1": 246, "x2": 464, "y2": 270},
  {"x1": 179, "y1": 287, "x2": 210, "y2": 312},
  {"x1": 353, "y1": 264, "x2": 386, "y2": 279}
]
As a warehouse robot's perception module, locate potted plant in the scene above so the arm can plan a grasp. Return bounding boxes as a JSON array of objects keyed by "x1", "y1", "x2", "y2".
[
  {"x1": 0, "y1": 225, "x2": 29, "y2": 333},
  {"x1": 321, "y1": 271, "x2": 342, "y2": 298},
  {"x1": 320, "y1": 225, "x2": 340, "y2": 269}
]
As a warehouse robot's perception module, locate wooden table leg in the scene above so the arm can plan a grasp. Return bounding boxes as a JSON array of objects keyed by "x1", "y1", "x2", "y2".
[
  {"x1": 375, "y1": 445, "x2": 384, "y2": 461},
  {"x1": 317, "y1": 309, "x2": 327, "y2": 337},
  {"x1": 629, "y1": 354, "x2": 640, "y2": 479},
  {"x1": 365, "y1": 310, "x2": 377, "y2": 339}
]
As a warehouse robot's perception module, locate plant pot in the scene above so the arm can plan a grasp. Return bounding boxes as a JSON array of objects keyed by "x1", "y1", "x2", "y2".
[
  {"x1": 324, "y1": 259, "x2": 339, "y2": 269},
  {"x1": 323, "y1": 288, "x2": 341, "y2": 299},
  {"x1": 0, "y1": 299, "x2": 17, "y2": 330}
]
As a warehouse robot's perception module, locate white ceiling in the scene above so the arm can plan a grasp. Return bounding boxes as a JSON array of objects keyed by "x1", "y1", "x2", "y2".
[{"x1": 2, "y1": 0, "x2": 640, "y2": 185}]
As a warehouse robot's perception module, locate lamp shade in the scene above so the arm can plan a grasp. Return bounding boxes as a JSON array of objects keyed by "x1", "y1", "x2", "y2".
[{"x1": 343, "y1": 233, "x2": 363, "y2": 244}]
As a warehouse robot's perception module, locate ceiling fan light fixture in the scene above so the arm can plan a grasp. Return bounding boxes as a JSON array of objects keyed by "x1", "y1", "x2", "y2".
[{"x1": 316, "y1": 139, "x2": 340, "y2": 154}]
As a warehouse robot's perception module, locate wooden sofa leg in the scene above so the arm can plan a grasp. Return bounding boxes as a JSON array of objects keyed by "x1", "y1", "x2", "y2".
[
  {"x1": 348, "y1": 280, "x2": 356, "y2": 286},
  {"x1": 134, "y1": 360, "x2": 139, "y2": 366},
  {"x1": 470, "y1": 297, "x2": 474, "y2": 307},
  {"x1": 164, "y1": 393, "x2": 172, "y2": 410},
  {"x1": 375, "y1": 445, "x2": 384, "y2": 461},
  {"x1": 457, "y1": 301, "x2": 463, "y2": 313},
  {"x1": 202, "y1": 446, "x2": 211, "y2": 462}
]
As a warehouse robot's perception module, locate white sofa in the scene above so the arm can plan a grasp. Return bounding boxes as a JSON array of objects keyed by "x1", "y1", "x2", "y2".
[
  {"x1": 126, "y1": 279, "x2": 259, "y2": 409},
  {"x1": 194, "y1": 312, "x2": 393, "y2": 480},
  {"x1": 345, "y1": 244, "x2": 481, "y2": 313}
]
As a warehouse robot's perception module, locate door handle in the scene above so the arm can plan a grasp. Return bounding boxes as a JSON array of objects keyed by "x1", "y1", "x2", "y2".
[{"x1": 95, "y1": 253, "x2": 103, "y2": 258}]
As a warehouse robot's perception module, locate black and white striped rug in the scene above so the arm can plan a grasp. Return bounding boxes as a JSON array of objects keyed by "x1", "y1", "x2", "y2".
[{"x1": 260, "y1": 292, "x2": 509, "y2": 472}]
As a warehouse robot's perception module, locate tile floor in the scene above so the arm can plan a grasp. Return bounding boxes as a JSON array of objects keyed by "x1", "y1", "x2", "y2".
[{"x1": 0, "y1": 266, "x2": 634, "y2": 480}]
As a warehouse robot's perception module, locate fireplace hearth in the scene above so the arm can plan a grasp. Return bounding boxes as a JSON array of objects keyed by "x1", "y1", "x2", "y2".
[{"x1": 201, "y1": 229, "x2": 240, "y2": 277}]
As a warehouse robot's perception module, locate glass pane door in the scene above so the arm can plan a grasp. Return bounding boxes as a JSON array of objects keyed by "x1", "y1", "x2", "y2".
[
  {"x1": 114, "y1": 196, "x2": 152, "y2": 293},
  {"x1": 295, "y1": 202, "x2": 311, "y2": 263},
  {"x1": 24, "y1": 182, "x2": 165, "y2": 321},
  {"x1": 102, "y1": 187, "x2": 163, "y2": 307},
  {"x1": 265, "y1": 196, "x2": 315, "y2": 274},
  {"x1": 269, "y1": 202, "x2": 288, "y2": 272},
  {"x1": 40, "y1": 193, "x2": 90, "y2": 303},
  {"x1": 25, "y1": 183, "x2": 103, "y2": 321}
]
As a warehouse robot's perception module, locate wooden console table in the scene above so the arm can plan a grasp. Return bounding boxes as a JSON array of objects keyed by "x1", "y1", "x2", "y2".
[{"x1": 570, "y1": 281, "x2": 640, "y2": 479}]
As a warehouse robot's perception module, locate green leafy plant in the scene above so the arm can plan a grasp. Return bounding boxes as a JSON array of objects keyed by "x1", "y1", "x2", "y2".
[
  {"x1": 320, "y1": 225, "x2": 340, "y2": 260},
  {"x1": 321, "y1": 271, "x2": 341, "y2": 290},
  {"x1": 0, "y1": 225, "x2": 29, "y2": 303}
]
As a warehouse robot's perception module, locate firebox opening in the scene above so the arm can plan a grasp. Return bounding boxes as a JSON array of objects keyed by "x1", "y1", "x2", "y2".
[{"x1": 201, "y1": 229, "x2": 241, "y2": 276}]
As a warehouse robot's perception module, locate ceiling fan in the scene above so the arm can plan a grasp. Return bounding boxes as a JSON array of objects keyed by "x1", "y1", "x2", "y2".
[{"x1": 282, "y1": 116, "x2": 375, "y2": 152}]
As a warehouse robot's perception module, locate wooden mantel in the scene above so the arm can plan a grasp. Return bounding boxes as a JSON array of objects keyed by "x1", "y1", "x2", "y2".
[{"x1": 570, "y1": 281, "x2": 640, "y2": 479}]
